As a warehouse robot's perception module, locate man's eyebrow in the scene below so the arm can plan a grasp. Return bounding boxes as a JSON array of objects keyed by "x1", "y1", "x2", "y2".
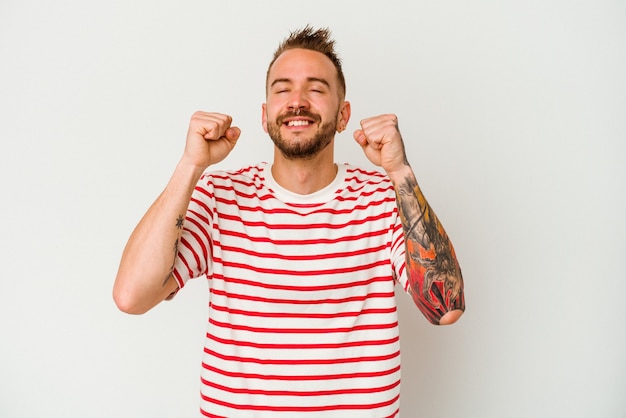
[
  {"x1": 270, "y1": 78, "x2": 291, "y2": 87},
  {"x1": 306, "y1": 77, "x2": 330, "y2": 88},
  {"x1": 270, "y1": 77, "x2": 331, "y2": 88}
]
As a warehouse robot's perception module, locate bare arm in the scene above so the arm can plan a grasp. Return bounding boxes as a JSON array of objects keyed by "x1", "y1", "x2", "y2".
[
  {"x1": 113, "y1": 162, "x2": 204, "y2": 314},
  {"x1": 354, "y1": 114, "x2": 464, "y2": 325},
  {"x1": 113, "y1": 112, "x2": 240, "y2": 314}
]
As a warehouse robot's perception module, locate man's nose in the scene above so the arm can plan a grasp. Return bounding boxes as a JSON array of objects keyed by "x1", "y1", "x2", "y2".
[{"x1": 288, "y1": 89, "x2": 310, "y2": 112}]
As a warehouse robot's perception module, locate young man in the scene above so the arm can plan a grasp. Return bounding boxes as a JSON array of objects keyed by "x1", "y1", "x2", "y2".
[{"x1": 114, "y1": 26, "x2": 464, "y2": 417}]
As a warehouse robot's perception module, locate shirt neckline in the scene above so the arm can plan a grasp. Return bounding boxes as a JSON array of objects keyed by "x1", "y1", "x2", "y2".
[{"x1": 261, "y1": 162, "x2": 347, "y2": 205}]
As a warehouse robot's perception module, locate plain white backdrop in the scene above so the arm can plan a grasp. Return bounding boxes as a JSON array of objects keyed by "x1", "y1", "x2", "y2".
[{"x1": 1, "y1": 1, "x2": 624, "y2": 417}]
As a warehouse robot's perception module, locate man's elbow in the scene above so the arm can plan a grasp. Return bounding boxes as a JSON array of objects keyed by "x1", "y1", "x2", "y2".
[{"x1": 112, "y1": 281, "x2": 151, "y2": 315}]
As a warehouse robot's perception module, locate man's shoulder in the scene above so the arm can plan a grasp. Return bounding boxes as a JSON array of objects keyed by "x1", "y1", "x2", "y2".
[
  {"x1": 194, "y1": 163, "x2": 269, "y2": 199},
  {"x1": 341, "y1": 163, "x2": 392, "y2": 186},
  {"x1": 201, "y1": 162, "x2": 266, "y2": 182}
]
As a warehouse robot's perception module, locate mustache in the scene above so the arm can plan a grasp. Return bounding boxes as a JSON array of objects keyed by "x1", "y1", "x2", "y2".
[{"x1": 277, "y1": 110, "x2": 321, "y2": 125}]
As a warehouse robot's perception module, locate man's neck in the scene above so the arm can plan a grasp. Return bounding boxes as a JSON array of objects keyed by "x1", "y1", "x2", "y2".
[{"x1": 271, "y1": 152, "x2": 338, "y2": 195}]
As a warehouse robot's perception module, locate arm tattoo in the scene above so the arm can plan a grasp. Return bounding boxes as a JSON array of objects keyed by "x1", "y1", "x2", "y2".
[
  {"x1": 396, "y1": 174, "x2": 465, "y2": 324},
  {"x1": 162, "y1": 215, "x2": 184, "y2": 288},
  {"x1": 162, "y1": 239, "x2": 180, "y2": 287}
]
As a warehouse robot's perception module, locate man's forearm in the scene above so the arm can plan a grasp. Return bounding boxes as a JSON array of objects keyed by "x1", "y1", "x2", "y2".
[
  {"x1": 113, "y1": 160, "x2": 206, "y2": 314},
  {"x1": 389, "y1": 164, "x2": 465, "y2": 325}
]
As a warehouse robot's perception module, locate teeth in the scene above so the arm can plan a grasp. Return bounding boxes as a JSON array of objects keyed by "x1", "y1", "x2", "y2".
[{"x1": 287, "y1": 120, "x2": 310, "y2": 127}]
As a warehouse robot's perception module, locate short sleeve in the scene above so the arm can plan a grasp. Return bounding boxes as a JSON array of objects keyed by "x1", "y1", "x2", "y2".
[{"x1": 172, "y1": 177, "x2": 214, "y2": 290}]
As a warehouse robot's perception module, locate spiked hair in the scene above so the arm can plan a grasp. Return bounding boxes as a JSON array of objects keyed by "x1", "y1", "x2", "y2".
[{"x1": 266, "y1": 26, "x2": 346, "y2": 98}]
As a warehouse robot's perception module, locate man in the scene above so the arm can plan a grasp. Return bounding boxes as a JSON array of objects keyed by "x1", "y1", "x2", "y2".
[{"x1": 114, "y1": 26, "x2": 464, "y2": 417}]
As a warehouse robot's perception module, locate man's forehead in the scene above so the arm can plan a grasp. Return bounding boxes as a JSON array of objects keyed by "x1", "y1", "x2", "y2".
[{"x1": 268, "y1": 48, "x2": 337, "y2": 79}]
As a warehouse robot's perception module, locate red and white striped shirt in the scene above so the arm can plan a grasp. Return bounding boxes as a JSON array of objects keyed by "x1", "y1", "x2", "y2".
[{"x1": 173, "y1": 162, "x2": 410, "y2": 417}]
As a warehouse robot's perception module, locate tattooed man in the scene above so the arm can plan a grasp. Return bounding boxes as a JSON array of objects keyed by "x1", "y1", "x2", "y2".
[{"x1": 114, "y1": 26, "x2": 464, "y2": 417}]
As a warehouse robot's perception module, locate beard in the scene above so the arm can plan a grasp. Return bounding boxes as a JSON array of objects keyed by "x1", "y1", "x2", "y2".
[{"x1": 267, "y1": 110, "x2": 337, "y2": 160}]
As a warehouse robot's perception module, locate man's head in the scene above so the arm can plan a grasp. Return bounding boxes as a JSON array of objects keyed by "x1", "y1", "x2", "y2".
[
  {"x1": 263, "y1": 27, "x2": 351, "y2": 161},
  {"x1": 266, "y1": 26, "x2": 346, "y2": 99}
]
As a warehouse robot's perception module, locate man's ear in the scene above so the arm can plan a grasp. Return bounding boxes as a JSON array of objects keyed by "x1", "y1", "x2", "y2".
[
  {"x1": 337, "y1": 101, "x2": 351, "y2": 132},
  {"x1": 261, "y1": 103, "x2": 268, "y2": 133}
]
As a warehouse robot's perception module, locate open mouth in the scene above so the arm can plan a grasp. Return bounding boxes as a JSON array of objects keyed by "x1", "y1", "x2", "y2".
[
  {"x1": 285, "y1": 119, "x2": 313, "y2": 127},
  {"x1": 279, "y1": 111, "x2": 320, "y2": 128}
]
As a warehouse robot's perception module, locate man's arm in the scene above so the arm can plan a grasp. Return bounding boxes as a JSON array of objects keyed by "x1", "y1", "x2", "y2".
[
  {"x1": 113, "y1": 162, "x2": 203, "y2": 314},
  {"x1": 390, "y1": 164, "x2": 464, "y2": 325},
  {"x1": 354, "y1": 114, "x2": 465, "y2": 325},
  {"x1": 113, "y1": 112, "x2": 240, "y2": 314}
]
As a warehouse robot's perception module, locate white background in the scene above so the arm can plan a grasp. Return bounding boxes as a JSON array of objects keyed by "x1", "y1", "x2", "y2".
[{"x1": 1, "y1": 1, "x2": 624, "y2": 417}]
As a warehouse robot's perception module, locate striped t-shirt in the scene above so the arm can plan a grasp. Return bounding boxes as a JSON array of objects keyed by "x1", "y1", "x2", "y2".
[{"x1": 173, "y1": 162, "x2": 410, "y2": 417}]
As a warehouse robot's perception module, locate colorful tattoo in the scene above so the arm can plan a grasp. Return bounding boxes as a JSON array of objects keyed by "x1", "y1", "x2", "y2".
[{"x1": 395, "y1": 173, "x2": 465, "y2": 324}]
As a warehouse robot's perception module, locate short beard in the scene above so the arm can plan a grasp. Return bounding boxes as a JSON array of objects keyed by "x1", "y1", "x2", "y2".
[{"x1": 267, "y1": 110, "x2": 337, "y2": 160}]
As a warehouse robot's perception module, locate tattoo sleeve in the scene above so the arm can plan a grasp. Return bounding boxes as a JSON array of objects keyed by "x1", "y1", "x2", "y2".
[{"x1": 395, "y1": 173, "x2": 465, "y2": 324}]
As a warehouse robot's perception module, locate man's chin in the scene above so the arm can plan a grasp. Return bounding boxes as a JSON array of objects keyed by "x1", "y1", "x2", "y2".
[
  {"x1": 269, "y1": 121, "x2": 336, "y2": 160},
  {"x1": 274, "y1": 143, "x2": 317, "y2": 160},
  {"x1": 276, "y1": 138, "x2": 334, "y2": 160}
]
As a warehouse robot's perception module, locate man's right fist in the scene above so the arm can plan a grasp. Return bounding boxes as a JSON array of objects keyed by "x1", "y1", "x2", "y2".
[{"x1": 183, "y1": 111, "x2": 241, "y2": 169}]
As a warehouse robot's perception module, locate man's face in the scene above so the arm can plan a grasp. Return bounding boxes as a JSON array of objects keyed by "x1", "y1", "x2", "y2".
[{"x1": 263, "y1": 48, "x2": 349, "y2": 160}]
